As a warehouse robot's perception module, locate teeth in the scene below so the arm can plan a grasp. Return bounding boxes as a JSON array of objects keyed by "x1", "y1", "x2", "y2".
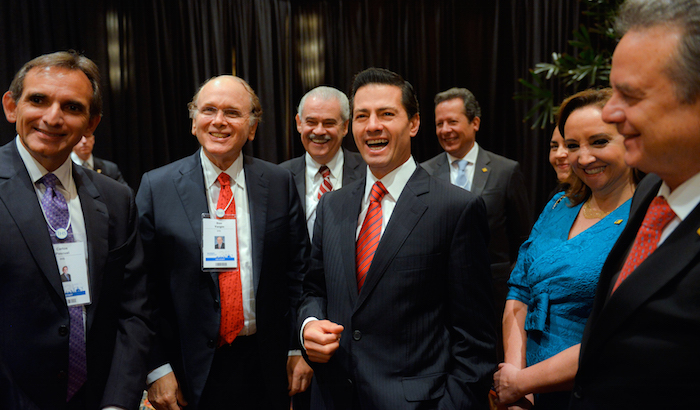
[
  {"x1": 367, "y1": 139, "x2": 388, "y2": 145},
  {"x1": 211, "y1": 133, "x2": 227, "y2": 138},
  {"x1": 585, "y1": 167, "x2": 604, "y2": 175},
  {"x1": 309, "y1": 134, "x2": 331, "y2": 143}
]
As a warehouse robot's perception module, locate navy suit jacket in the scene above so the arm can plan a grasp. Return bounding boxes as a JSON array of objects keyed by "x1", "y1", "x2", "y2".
[
  {"x1": 422, "y1": 149, "x2": 532, "y2": 281},
  {"x1": 570, "y1": 174, "x2": 700, "y2": 409},
  {"x1": 299, "y1": 165, "x2": 497, "y2": 409},
  {"x1": 0, "y1": 141, "x2": 152, "y2": 410},
  {"x1": 279, "y1": 148, "x2": 366, "y2": 215},
  {"x1": 136, "y1": 151, "x2": 309, "y2": 408},
  {"x1": 92, "y1": 156, "x2": 127, "y2": 186}
]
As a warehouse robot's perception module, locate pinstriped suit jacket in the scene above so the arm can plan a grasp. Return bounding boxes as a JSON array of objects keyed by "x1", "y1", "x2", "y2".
[{"x1": 299, "y1": 165, "x2": 497, "y2": 409}]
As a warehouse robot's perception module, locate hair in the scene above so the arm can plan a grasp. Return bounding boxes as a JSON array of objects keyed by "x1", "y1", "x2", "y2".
[
  {"x1": 187, "y1": 75, "x2": 263, "y2": 125},
  {"x1": 297, "y1": 86, "x2": 350, "y2": 122},
  {"x1": 615, "y1": 0, "x2": 700, "y2": 103},
  {"x1": 434, "y1": 87, "x2": 481, "y2": 121},
  {"x1": 350, "y1": 68, "x2": 419, "y2": 119},
  {"x1": 8, "y1": 50, "x2": 102, "y2": 118},
  {"x1": 557, "y1": 88, "x2": 642, "y2": 205}
]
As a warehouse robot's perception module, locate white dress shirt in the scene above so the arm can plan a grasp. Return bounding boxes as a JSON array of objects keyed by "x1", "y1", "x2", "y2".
[
  {"x1": 71, "y1": 151, "x2": 93, "y2": 170},
  {"x1": 657, "y1": 171, "x2": 700, "y2": 245},
  {"x1": 446, "y1": 142, "x2": 479, "y2": 191},
  {"x1": 304, "y1": 149, "x2": 344, "y2": 239}
]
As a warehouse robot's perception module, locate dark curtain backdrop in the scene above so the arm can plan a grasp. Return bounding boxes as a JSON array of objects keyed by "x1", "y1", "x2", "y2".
[{"x1": 0, "y1": 0, "x2": 585, "y2": 214}]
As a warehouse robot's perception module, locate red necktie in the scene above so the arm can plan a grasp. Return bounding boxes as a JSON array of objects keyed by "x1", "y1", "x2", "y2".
[
  {"x1": 356, "y1": 181, "x2": 388, "y2": 291},
  {"x1": 317, "y1": 165, "x2": 333, "y2": 199},
  {"x1": 216, "y1": 173, "x2": 245, "y2": 345},
  {"x1": 612, "y1": 196, "x2": 675, "y2": 294}
]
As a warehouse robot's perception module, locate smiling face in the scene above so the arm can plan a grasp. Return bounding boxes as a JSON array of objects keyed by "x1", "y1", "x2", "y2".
[
  {"x1": 549, "y1": 126, "x2": 570, "y2": 182},
  {"x1": 434, "y1": 98, "x2": 479, "y2": 159},
  {"x1": 564, "y1": 106, "x2": 631, "y2": 198},
  {"x1": 296, "y1": 96, "x2": 348, "y2": 165},
  {"x1": 352, "y1": 84, "x2": 420, "y2": 179},
  {"x1": 2, "y1": 66, "x2": 100, "y2": 172},
  {"x1": 191, "y1": 77, "x2": 258, "y2": 170},
  {"x1": 602, "y1": 25, "x2": 700, "y2": 190}
]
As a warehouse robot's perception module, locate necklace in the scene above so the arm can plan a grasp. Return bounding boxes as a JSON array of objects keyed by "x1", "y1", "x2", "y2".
[{"x1": 581, "y1": 199, "x2": 611, "y2": 219}]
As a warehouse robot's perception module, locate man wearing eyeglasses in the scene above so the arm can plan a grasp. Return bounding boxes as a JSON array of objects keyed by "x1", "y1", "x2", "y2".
[{"x1": 136, "y1": 75, "x2": 311, "y2": 409}]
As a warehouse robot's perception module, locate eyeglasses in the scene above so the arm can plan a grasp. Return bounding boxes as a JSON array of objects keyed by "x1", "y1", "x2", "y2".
[{"x1": 196, "y1": 106, "x2": 250, "y2": 122}]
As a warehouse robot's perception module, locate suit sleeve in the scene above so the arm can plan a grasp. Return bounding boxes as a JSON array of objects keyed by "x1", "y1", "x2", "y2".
[
  {"x1": 443, "y1": 195, "x2": 498, "y2": 409},
  {"x1": 506, "y1": 163, "x2": 532, "y2": 264},
  {"x1": 101, "y1": 184, "x2": 155, "y2": 408}
]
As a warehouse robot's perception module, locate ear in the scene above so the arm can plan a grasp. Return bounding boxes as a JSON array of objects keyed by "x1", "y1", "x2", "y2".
[
  {"x1": 247, "y1": 121, "x2": 258, "y2": 141},
  {"x1": 2, "y1": 92, "x2": 17, "y2": 123},
  {"x1": 191, "y1": 118, "x2": 197, "y2": 136},
  {"x1": 340, "y1": 119, "x2": 350, "y2": 138},
  {"x1": 472, "y1": 116, "x2": 481, "y2": 132},
  {"x1": 86, "y1": 115, "x2": 101, "y2": 135},
  {"x1": 409, "y1": 113, "x2": 420, "y2": 137},
  {"x1": 295, "y1": 113, "x2": 303, "y2": 134}
]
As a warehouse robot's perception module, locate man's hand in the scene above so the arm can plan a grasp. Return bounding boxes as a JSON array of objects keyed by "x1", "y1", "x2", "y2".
[
  {"x1": 287, "y1": 355, "x2": 313, "y2": 396},
  {"x1": 302, "y1": 320, "x2": 344, "y2": 363},
  {"x1": 494, "y1": 362, "x2": 525, "y2": 406},
  {"x1": 147, "y1": 372, "x2": 188, "y2": 410}
]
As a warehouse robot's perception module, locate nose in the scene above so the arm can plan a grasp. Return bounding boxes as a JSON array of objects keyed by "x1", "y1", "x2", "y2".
[
  {"x1": 313, "y1": 122, "x2": 326, "y2": 135},
  {"x1": 366, "y1": 113, "x2": 382, "y2": 132},
  {"x1": 601, "y1": 93, "x2": 625, "y2": 124},
  {"x1": 43, "y1": 102, "x2": 64, "y2": 127},
  {"x1": 577, "y1": 146, "x2": 596, "y2": 166},
  {"x1": 212, "y1": 109, "x2": 226, "y2": 126},
  {"x1": 555, "y1": 146, "x2": 568, "y2": 159},
  {"x1": 437, "y1": 123, "x2": 449, "y2": 135}
]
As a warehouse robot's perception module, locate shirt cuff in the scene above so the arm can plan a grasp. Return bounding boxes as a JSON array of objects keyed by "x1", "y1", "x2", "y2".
[
  {"x1": 300, "y1": 317, "x2": 319, "y2": 350},
  {"x1": 146, "y1": 363, "x2": 174, "y2": 385}
]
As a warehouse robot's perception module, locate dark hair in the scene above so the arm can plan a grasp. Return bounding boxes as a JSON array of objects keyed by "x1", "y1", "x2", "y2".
[
  {"x1": 558, "y1": 88, "x2": 643, "y2": 205},
  {"x1": 616, "y1": 0, "x2": 700, "y2": 103},
  {"x1": 350, "y1": 68, "x2": 419, "y2": 119},
  {"x1": 434, "y1": 87, "x2": 481, "y2": 121},
  {"x1": 188, "y1": 75, "x2": 263, "y2": 126},
  {"x1": 9, "y1": 50, "x2": 102, "y2": 118}
]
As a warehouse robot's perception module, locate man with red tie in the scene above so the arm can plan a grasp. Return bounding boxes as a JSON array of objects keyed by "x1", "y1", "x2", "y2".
[
  {"x1": 298, "y1": 68, "x2": 496, "y2": 409},
  {"x1": 136, "y1": 75, "x2": 310, "y2": 409},
  {"x1": 570, "y1": 0, "x2": 700, "y2": 408}
]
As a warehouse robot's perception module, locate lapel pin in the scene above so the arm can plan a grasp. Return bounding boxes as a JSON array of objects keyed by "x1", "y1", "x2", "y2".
[
  {"x1": 97, "y1": 169, "x2": 102, "y2": 174},
  {"x1": 614, "y1": 219, "x2": 623, "y2": 225},
  {"x1": 697, "y1": 227, "x2": 700, "y2": 236},
  {"x1": 482, "y1": 167, "x2": 488, "y2": 173}
]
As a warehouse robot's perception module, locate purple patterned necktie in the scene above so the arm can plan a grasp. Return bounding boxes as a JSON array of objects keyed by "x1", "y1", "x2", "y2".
[{"x1": 40, "y1": 173, "x2": 87, "y2": 401}]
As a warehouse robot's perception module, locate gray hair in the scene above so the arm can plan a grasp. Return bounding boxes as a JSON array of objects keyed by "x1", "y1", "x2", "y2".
[
  {"x1": 297, "y1": 86, "x2": 350, "y2": 122},
  {"x1": 434, "y1": 87, "x2": 481, "y2": 121},
  {"x1": 187, "y1": 75, "x2": 263, "y2": 126},
  {"x1": 616, "y1": 0, "x2": 700, "y2": 103}
]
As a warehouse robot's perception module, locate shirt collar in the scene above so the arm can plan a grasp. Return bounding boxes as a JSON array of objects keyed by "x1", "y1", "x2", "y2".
[
  {"x1": 200, "y1": 149, "x2": 245, "y2": 190},
  {"x1": 364, "y1": 156, "x2": 417, "y2": 203},
  {"x1": 71, "y1": 151, "x2": 93, "y2": 169},
  {"x1": 305, "y1": 148, "x2": 344, "y2": 179},
  {"x1": 16, "y1": 135, "x2": 73, "y2": 188},
  {"x1": 446, "y1": 142, "x2": 479, "y2": 165},
  {"x1": 658, "y1": 171, "x2": 700, "y2": 222}
]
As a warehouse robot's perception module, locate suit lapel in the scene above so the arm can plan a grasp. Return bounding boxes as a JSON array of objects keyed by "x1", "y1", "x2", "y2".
[
  {"x1": 341, "y1": 180, "x2": 365, "y2": 305},
  {"x1": 74, "y1": 166, "x2": 109, "y2": 330},
  {"x1": 289, "y1": 157, "x2": 306, "y2": 214},
  {"x1": 0, "y1": 144, "x2": 64, "y2": 300},
  {"x1": 432, "y1": 153, "x2": 451, "y2": 183},
  {"x1": 244, "y1": 156, "x2": 268, "y2": 294},
  {"x1": 355, "y1": 168, "x2": 429, "y2": 308},
  {"x1": 342, "y1": 150, "x2": 364, "y2": 186},
  {"x1": 471, "y1": 149, "x2": 491, "y2": 196},
  {"x1": 173, "y1": 152, "x2": 208, "y2": 265}
]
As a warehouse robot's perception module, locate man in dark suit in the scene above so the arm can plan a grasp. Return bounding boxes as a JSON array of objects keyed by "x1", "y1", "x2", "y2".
[
  {"x1": 280, "y1": 86, "x2": 365, "y2": 240},
  {"x1": 0, "y1": 51, "x2": 152, "y2": 409},
  {"x1": 422, "y1": 88, "x2": 532, "y2": 314},
  {"x1": 137, "y1": 75, "x2": 311, "y2": 409},
  {"x1": 570, "y1": 0, "x2": 700, "y2": 408},
  {"x1": 71, "y1": 132, "x2": 128, "y2": 186},
  {"x1": 299, "y1": 68, "x2": 496, "y2": 409}
]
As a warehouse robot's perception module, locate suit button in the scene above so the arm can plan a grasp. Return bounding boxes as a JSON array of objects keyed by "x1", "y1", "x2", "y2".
[
  {"x1": 57, "y1": 370, "x2": 67, "y2": 381},
  {"x1": 58, "y1": 325, "x2": 69, "y2": 337},
  {"x1": 207, "y1": 339, "x2": 216, "y2": 348},
  {"x1": 573, "y1": 386, "x2": 583, "y2": 399},
  {"x1": 353, "y1": 330, "x2": 361, "y2": 341}
]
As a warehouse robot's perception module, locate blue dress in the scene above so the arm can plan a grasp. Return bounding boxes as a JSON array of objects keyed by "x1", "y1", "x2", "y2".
[{"x1": 507, "y1": 192, "x2": 631, "y2": 367}]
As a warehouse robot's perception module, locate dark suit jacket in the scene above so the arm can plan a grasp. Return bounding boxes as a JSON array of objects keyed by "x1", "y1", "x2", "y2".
[
  {"x1": 422, "y1": 149, "x2": 532, "y2": 281},
  {"x1": 299, "y1": 166, "x2": 497, "y2": 409},
  {"x1": 0, "y1": 141, "x2": 153, "y2": 409},
  {"x1": 279, "y1": 148, "x2": 366, "y2": 215},
  {"x1": 92, "y1": 156, "x2": 127, "y2": 186},
  {"x1": 570, "y1": 174, "x2": 700, "y2": 409},
  {"x1": 136, "y1": 151, "x2": 309, "y2": 408}
]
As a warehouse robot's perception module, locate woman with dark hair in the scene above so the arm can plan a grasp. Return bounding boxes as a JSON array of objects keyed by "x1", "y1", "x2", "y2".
[{"x1": 494, "y1": 88, "x2": 640, "y2": 409}]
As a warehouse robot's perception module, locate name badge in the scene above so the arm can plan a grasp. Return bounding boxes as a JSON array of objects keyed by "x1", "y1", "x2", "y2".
[
  {"x1": 53, "y1": 242, "x2": 91, "y2": 306},
  {"x1": 202, "y1": 213, "x2": 238, "y2": 270}
]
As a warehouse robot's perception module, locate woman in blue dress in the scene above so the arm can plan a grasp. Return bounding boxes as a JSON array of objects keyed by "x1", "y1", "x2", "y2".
[{"x1": 493, "y1": 88, "x2": 641, "y2": 409}]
